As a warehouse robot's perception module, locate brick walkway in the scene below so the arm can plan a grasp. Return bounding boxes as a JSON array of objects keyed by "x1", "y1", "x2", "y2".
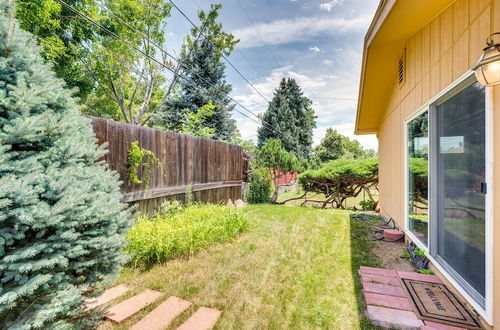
[
  {"x1": 360, "y1": 266, "x2": 464, "y2": 330},
  {"x1": 87, "y1": 286, "x2": 221, "y2": 329}
]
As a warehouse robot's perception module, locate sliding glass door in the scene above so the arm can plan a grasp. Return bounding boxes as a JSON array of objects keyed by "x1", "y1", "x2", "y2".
[
  {"x1": 407, "y1": 112, "x2": 429, "y2": 246},
  {"x1": 406, "y1": 76, "x2": 487, "y2": 307},
  {"x1": 434, "y1": 81, "x2": 486, "y2": 304}
]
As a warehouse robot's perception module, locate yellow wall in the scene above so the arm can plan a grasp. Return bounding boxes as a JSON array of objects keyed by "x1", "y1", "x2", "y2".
[{"x1": 377, "y1": 0, "x2": 500, "y2": 326}]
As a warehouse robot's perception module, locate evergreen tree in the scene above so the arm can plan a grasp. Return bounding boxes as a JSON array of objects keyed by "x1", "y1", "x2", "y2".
[
  {"x1": 154, "y1": 4, "x2": 239, "y2": 141},
  {"x1": 255, "y1": 139, "x2": 300, "y2": 204},
  {"x1": 0, "y1": 12, "x2": 131, "y2": 328},
  {"x1": 257, "y1": 78, "x2": 316, "y2": 159}
]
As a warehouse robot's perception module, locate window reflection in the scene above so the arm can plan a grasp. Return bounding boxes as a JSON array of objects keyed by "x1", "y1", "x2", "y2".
[{"x1": 407, "y1": 111, "x2": 429, "y2": 246}]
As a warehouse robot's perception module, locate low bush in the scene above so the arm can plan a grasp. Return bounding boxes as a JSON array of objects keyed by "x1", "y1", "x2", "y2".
[
  {"x1": 360, "y1": 200, "x2": 376, "y2": 211},
  {"x1": 298, "y1": 158, "x2": 378, "y2": 208},
  {"x1": 126, "y1": 204, "x2": 248, "y2": 265},
  {"x1": 248, "y1": 168, "x2": 273, "y2": 204}
]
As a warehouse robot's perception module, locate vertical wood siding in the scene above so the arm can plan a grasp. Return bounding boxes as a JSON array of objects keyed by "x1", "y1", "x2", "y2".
[{"x1": 378, "y1": 0, "x2": 495, "y2": 226}]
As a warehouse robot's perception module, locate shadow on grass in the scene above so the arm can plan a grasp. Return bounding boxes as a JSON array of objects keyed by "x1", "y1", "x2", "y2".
[{"x1": 349, "y1": 214, "x2": 382, "y2": 329}]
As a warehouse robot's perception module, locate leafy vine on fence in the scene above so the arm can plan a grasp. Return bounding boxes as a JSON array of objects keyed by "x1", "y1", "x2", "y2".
[{"x1": 126, "y1": 141, "x2": 163, "y2": 189}]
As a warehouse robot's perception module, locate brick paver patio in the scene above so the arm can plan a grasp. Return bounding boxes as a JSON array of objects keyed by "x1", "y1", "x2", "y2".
[{"x1": 360, "y1": 266, "x2": 465, "y2": 330}]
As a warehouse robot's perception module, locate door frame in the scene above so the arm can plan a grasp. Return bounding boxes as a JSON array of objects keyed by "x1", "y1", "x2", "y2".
[{"x1": 403, "y1": 71, "x2": 494, "y2": 325}]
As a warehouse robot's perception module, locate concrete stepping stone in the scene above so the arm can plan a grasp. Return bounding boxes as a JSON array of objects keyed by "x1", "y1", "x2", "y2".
[
  {"x1": 105, "y1": 289, "x2": 163, "y2": 323},
  {"x1": 176, "y1": 307, "x2": 222, "y2": 330},
  {"x1": 365, "y1": 305, "x2": 424, "y2": 329},
  {"x1": 130, "y1": 296, "x2": 192, "y2": 330},
  {"x1": 84, "y1": 284, "x2": 132, "y2": 310}
]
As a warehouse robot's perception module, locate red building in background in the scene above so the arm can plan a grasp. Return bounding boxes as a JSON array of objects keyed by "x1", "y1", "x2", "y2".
[{"x1": 275, "y1": 171, "x2": 298, "y2": 185}]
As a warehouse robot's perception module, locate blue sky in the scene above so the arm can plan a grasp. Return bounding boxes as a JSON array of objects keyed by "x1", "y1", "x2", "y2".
[{"x1": 166, "y1": 0, "x2": 380, "y2": 150}]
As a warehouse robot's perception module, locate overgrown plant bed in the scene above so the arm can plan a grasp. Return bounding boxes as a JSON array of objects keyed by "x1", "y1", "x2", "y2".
[{"x1": 126, "y1": 203, "x2": 248, "y2": 265}]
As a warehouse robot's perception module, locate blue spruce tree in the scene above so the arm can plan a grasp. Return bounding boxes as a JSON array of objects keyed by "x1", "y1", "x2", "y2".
[{"x1": 0, "y1": 10, "x2": 131, "y2": 329}]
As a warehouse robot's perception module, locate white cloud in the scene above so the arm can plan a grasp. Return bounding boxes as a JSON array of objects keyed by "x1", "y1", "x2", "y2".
[
  {"x1": 322, "y1": 59, "x2": 333, "y2": 65},
  {"x1": 319, "y1": 0, "x2": 343, "y2": 12},
  {"x1": 309, "y1": 46, "x2": 321, "y2": 53},
  {"x1": 232, "y1": 14, "x2": 371, "y2": 49},
  {"x1": 232, "y1": 50, "x2": 378, "y2": 151}
]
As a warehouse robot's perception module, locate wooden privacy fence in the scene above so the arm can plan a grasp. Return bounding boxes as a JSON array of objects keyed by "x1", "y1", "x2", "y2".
[{"x1": 90, "y1": 117, "x2": 248, "y2": 213}]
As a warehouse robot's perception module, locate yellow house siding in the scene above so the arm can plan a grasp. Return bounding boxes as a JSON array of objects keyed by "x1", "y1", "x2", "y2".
[
  {"x1": 379, "y1": 0, "x2": 493, "y2": 224},
  {"x1": 377, "y1": 0, "x2": 499, "y2": 326}
]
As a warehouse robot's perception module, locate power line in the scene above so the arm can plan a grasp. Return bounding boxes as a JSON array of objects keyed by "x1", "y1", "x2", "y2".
[
  {"x1": 190, "y1": 0, "x2": 266, "y2": 80},
  {"x1": 88, "y1": 0, "x2": 266, "y2": 123},
  {"x1": 168, "y1": 0, "x2": 271, "y2": 105},
  {"x1": 55, "y1": 0, "x2": 282, "y2": 137},
  {"x1": 234, "y1": 0, "x2": 281, "y2": 67}
]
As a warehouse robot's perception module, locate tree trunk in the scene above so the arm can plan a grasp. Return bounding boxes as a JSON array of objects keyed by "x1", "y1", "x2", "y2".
[{"x1": 270, "y1": 183, "x2": 280, "y2": 204}]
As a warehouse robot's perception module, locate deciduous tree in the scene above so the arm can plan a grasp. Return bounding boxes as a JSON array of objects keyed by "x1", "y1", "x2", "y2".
[
  {"x1": 11, "y1": 0, "x2": 97, "y2": 99},
  {"x1": 83, "y1": 0, "x2": 174, "y2": 125},
  {"x1": 314, "y1": 128, "x2": 366, "y2": 162}
]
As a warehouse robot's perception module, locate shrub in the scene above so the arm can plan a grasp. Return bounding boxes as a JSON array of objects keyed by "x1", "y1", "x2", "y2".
[
  {"x1": 0, "y1": 13, "x2": 131, "y2": 328},
  {"x1": 126, "y1": 204, "x2": 248, "y2": 265},
  {"x1": 360, "y1": 200, "x2": 376, "y2": 211},
  {"x1": 248, "y1": 168, "x2": 273, "y2": 204},
  {"x1": 159, "y1": 200, "x2": 184, "y2": 216},
  {"x1": 299, "y1": 158, "x2": 378, "y2": 208},
  {"x1": 255, "y1": 139, "x2": 301, "y2": 203}
]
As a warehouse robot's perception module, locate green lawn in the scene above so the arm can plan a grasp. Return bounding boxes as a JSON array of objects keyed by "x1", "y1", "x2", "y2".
[{"x1": 100, "y1": 205, "x2": 381, "y2": 329}]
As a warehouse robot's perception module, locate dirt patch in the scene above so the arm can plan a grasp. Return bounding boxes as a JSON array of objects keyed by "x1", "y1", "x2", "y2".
[{"x1": 371, "y1": 239, "x2": 415, "y2": 273}]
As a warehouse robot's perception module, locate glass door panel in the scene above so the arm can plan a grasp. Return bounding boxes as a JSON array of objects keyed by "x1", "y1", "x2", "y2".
[
  {"x1": 435, "y1": 82, "x2": 486, "y2": 300},
  {"x1": 407, "y1": 111, "x2": 429, "y2": 246}
]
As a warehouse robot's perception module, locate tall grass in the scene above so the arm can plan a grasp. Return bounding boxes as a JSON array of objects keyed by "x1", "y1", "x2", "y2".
[{"x1": 126, "y1": 204, "x2": 248, "y2": 265}]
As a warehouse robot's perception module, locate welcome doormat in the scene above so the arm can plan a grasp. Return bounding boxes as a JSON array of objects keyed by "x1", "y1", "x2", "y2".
[{"x1": 401, "y1": 278, "x2": 482, "y2": 329}]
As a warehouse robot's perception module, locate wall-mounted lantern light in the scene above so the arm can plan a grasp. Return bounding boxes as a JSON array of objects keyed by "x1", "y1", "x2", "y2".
[{"x1": 473, "y1": 33, "x2": 500, "y2": 87}]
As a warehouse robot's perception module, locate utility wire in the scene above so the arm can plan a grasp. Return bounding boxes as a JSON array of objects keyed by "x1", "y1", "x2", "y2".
[
  {"x1": 190, "y1": 0, "x2": 266, "y2": 80},
  {"x1": 55, "y1": 0, "x2": 282, "y2": 136},
  {"x1": 234, "y1": 0, "x2": 281, "y2": 67},
  {"x1": 169, "y1": 0, "x2": 271, "y2": 105},
  {"x1": 86, "y1": 0, "x2": 265, "y2": 123}
]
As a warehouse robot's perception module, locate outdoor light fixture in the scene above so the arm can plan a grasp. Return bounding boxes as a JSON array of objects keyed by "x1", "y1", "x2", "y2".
[{"x1": 473, "y1": 32, "x2": 500, "y2": 87}]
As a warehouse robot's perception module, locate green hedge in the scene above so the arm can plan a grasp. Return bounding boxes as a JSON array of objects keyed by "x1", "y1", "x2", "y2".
[
  {"x1": 298, "y1": 158, "x2": 378, "y2": 186},
  {"x1": 126, "y1": 204, "x2": 248, "y2": 265}
]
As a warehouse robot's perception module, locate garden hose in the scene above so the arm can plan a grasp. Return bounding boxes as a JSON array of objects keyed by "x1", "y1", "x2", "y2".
[{"x1": 351, "y1": 214, "x2": 404, "y2": 242}]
